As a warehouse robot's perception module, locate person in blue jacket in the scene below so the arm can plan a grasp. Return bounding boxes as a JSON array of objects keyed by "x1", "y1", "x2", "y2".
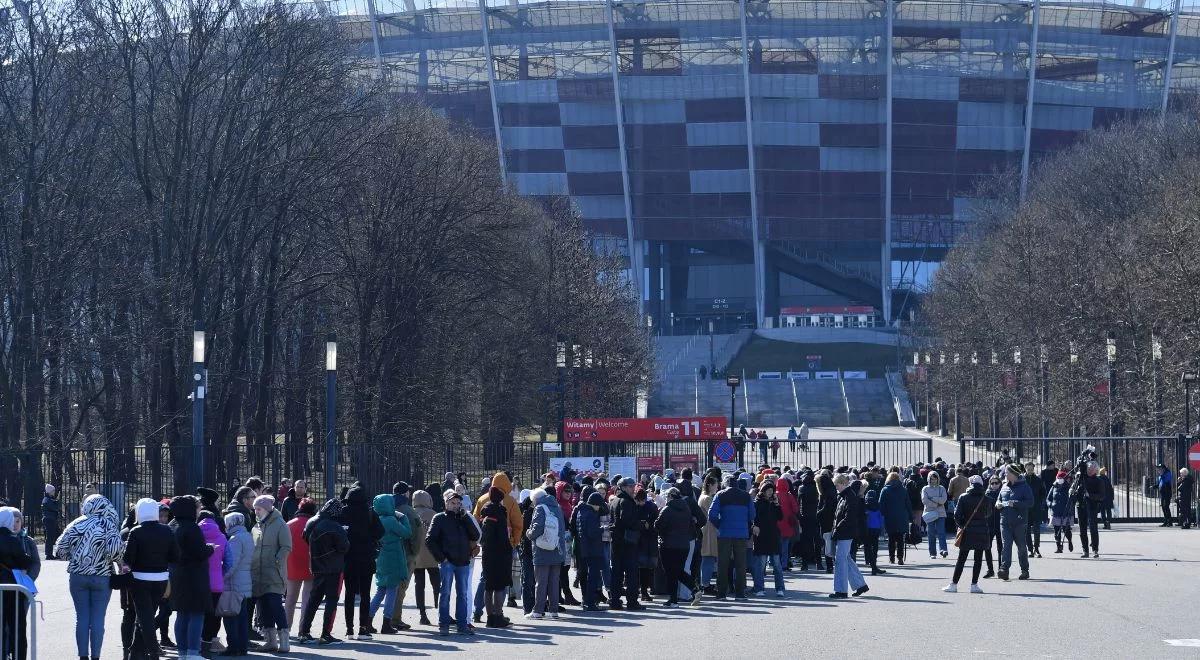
[
  {"x1": 1157, "y1": 464, "x2": 1175, "y2": 527},
  {"x1": 573, "y1": 492, "x2": 605, "y2": 610},
  {"x1": 707, "y1": 475, "x2": 755, "y2": 600},
  {"x1": 878, "y1": 473, "x2": 911, "y2": 565},
  {"x1": 995, "y1": 463, "x2": 1033, "y2": 581},
  {"x1": 863, "y1": 488, "x2": 886, "y2": 576},
  {"x1": 1045, "y1": 470, "x2": 1074, "y2": 553}
]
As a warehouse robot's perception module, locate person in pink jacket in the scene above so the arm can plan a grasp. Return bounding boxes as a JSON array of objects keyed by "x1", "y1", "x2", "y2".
[{"x1": 199, "y1": 512, "x2": 228, "y2": 655}]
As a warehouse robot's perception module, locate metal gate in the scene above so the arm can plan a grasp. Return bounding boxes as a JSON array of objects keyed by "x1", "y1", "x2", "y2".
[{"x1": 958, "y1": 436, "x2": 1188, "y2": 522}]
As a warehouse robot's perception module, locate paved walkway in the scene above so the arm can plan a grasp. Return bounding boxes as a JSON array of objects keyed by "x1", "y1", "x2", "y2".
[{"x1": 27, "y1": 523, "x2": 1200, "y2": 658}]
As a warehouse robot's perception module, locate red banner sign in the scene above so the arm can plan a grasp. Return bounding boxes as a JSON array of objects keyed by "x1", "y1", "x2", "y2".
[{"x1": 564, "y1": 417, "x2": 727, "y2": 442}]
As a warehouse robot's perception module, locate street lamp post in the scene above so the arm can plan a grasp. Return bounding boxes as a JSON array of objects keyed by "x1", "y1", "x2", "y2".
[
  {"x1": 1181, "y1": 372, "x2": 1198, "y2": 470},
  {"x1": 192, "y1": 321, "x2": 205, "y2": 491},
  {"x1": 1106, "y1": 331, "x2": 1118, "y2": 437},
  {"x1": 556, "y1": 340, "x2": 567, "y2": 445},
  {"x1": 325, "y1": 334, "x2": 337, "y2": 500},
  {"x1": 1152, "y1": 329, "x2": 1163, "y2": 464},
  {"x1": 1013, "y1": 348, "x2": 1023, "y2": 442},
  {"x1": 952, "y1": 353, "x2": 962, "y2": 444},
  {"x1": 990, "y1": 350, "x2": 1000, "y2": 450},
  {"x1": 709, "y1": 320, "x2": 715, "y2": 377},
  {"x1": 727, "y1": 374, "x2": 741, "y2": 464},
  {"x1": 924, "y1": 352, "x2": 932, "y2": 432},
  {"x1": 971, "y1": 352, "x2": 980, "y2": 441},
  {"x1": 1039, "y1": 344, "x2": 1049, "y2": 463},
  {"x1": 938, "y1": 352, "x2": 947, "y2": 436}
]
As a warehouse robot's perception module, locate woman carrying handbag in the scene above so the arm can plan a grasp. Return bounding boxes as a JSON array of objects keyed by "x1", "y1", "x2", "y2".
[{"x1": 942, "y1": 475, "x2": 994, "y2": 594}]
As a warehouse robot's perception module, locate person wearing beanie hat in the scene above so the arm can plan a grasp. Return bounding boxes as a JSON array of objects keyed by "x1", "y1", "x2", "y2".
[
  {"x1": 994, "y1": 461, "x2": 1033, "y2": 581},
  {"x1": 40, "y1": 482, "x2": 61, "y2": 561},
  {"x1": 222, "y1": 511, "x2": 255, "y2": 656},
  {"x1": 250, "y1": 493, "x2": 292, "y2": 651},
  {"x1": 196, "y1": 487, "x2": 226, "y2": 535},
  {"x1": 943, "y1": 471, "x2": 993, "y2": 594},
  {"x1": 284, "y1": 500, "x2": 317, "y2": 638},
  {"x1": 1046, "y1": 470, "x2": 1075, "y2": 553}
]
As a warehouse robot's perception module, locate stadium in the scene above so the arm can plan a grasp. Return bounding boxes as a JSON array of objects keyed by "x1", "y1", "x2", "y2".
[{"x1": 336, "y1": 0, "x2": 1200, "y2": 331}]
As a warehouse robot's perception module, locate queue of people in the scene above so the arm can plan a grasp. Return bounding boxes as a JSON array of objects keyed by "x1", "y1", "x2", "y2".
[{"x1": 0, "y1": 444, "x2": 1180, "y2": 659}]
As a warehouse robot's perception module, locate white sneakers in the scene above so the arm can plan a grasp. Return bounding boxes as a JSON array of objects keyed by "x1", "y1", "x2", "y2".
[
  {"x1": 970, "y1": 584, "x2": 984, "y2": 594},
  {"x1": 942, "y1": 583, "x2": 958, "y2": 593},
  {"x1": 526, "y1": 612, "x2": 545, "y2": 619}
]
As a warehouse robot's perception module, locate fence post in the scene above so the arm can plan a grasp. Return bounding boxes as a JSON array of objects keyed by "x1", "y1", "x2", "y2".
[
  {"x1": 926, "y1": 437, "x2": 933, "y2": 463},
  {"x1": 959, "y1": 431, "x2": 966, "y2": 465}
]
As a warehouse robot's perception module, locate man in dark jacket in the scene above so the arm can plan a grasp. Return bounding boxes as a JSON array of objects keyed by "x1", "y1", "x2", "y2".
[
  {"x1": 299, "y1": 498, "x2": 349, "y2": 645},
  {"x1": 655, "y1": 488, "x2": 702, "y2": 606},
  {"x1": 575, "y1": 492, "x2": 605, "y2": 610},
  {"x1": 224, "y1": 487, "x2": 256, "y2": 532},
  {"x1": 1075, "y1": 461, "x2": 1104, "y2": 558},
  {"x1": 425, "y1": 490, "x2": 480, "y2": 636},
  {"x1": 281, "y1": 479, "x2": 307, "y2": 521},
  {"x1": 996, "y1": 464, "x2": 1033, "y2": 580},
  {"x1": 795, "y1": 471, "x2": 820, "y2": 570},
  {"x1": 124, "y1": 498, "x2": 181, "y2": 657},
  {"x1": 829, "y1": 473, "x2": 868, "y2": 598},
  {"x1": 609, "y1": 478, "x2": 644, "y2": 610},
  {"x1": 40, "y1": 484, "x2": 61, "y2": 560}
]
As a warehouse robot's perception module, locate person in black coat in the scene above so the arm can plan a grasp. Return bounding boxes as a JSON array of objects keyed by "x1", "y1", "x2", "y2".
[
  {"x1": 124, "y1": 498, "x2": 180, "y2": 658},
  {"x1": 479, "y1": 489, "x2": 512, "y2": 628},
  {"x1": 751, "y1": 481, "x2": 784, "y2": 595},
  {"x1": 299, "y1": 498, "x2": 349, "y2": 643},
  {"x1": 829, "y1": 474, "x2": 867, "y2": 598},
  {"x1": 1177, "y1": 468, "x2": 1195, "y2": 529},
  {"x1": 0, "y1": 507, "x2": 33, "y2": 660},
  {"x1": 196, "y1": 487, "x2": 225, "y2": 535},
  {"x1": 1024, "y1": 462, "x2": 1046, "y2": 558},
  {"x1": 40, "y1": 485, "x2": 62, "y2": 561},
  {"x1": 654, "y1": 488, "x2": 700, "y2": 606},
  {"x1": 341, "y1": 484, "x2": 384, "y2": 638},
  {"x1": 169, "y1": 495, "x2": 213, "y2": 658},
  {"x1": 815, "y1": 471, "x2": 837, "y2": 574},
  {"x1": 795, "y1": 470, "x2": 821, "y2": 570},
  {"x1": 944, "y1": 476, "x2": 994, "y2": 592}
]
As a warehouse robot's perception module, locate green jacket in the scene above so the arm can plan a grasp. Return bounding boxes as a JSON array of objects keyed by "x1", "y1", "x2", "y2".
[{"x1": 372, "y1": 494, "x2": 413, "y2": 588}]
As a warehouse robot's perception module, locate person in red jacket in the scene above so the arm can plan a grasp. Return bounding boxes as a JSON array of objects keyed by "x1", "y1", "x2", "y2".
[
  {"x1": 284, "y1": 498, "x2": 317, "y2": 635},
  {"x1": 774, "y1": 476, "x2": 799, "y2": 570}
]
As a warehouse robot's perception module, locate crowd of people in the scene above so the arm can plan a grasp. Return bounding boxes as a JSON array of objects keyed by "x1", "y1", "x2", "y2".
[{"x1": 0, "y1": 443, "x2": 1190, "y2": 660}]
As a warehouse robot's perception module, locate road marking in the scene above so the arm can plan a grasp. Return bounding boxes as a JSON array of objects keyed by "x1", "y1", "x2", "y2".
[{"x1": 1164, "y1": 640, "x2": 1200, "y2": 647}]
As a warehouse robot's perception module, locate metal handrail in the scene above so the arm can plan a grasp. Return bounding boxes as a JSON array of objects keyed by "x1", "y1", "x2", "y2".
[{"x1": 0, "y1": 583, "x2": 38, "y2": 660}]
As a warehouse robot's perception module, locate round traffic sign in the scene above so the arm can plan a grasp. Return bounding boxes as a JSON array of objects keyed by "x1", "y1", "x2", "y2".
[
  {"x1": 714, "y1": 440, "x2": 736, "y2": 462},
  {"x1": 1189, "y1": 442, "x2": 1200, "y2": 471}
]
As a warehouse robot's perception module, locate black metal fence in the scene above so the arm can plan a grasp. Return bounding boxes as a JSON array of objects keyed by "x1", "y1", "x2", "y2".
[{"x1": 958, "y1": 435, "x2": 1190, "y2": 522}]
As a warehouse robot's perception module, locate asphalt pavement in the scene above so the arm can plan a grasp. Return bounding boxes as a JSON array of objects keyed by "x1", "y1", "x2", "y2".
[{"x1": 26, "y1": 520, "x2": 1200, "y2": 659}]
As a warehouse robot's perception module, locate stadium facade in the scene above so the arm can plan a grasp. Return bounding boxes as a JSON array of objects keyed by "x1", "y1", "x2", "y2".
[{"x1": 339, "y1": 0, "x2": 1200, "y2": 331}]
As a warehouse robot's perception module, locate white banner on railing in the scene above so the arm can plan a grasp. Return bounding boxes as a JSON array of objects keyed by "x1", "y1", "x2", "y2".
[
  {"x1": 787, "y1": 371, "x2": 810, "y2": 380},
  {"x1": 815, "y1": 371, "x2": 839, "y2": 379},
  {"x1": 843, "y1": 371, "x2": 867, "y2": 379}
]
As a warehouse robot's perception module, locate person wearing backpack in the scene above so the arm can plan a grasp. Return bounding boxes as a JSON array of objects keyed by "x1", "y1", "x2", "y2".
[{"x1": 526, "y1": 488, "x2": 568, "y2": 619}]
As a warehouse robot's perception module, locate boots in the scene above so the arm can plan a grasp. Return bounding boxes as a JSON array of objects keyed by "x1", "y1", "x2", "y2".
[
  {"x1": 419, "y1": 609, "x2": 431, "y2": 626},
  {"x1": 262, "y1": 627, "x2": 280, "y2": 652},
  {"x1": 200, "y1": 639, "x2": 211, "y2": 658},
  {"x1": 277, "y1": 627, "x2": 290, "y2": 653},
  {"x1": 158, "y1": 627, "x2": 176, "y2": 649},
  {"x1": 825, "y1": 556, "x2": 834, "y2": 574}
]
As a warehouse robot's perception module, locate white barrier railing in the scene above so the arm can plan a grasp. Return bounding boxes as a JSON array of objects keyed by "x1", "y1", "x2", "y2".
[{"x1": 0, "y1": 583, "x2": 38, "y2": 660}]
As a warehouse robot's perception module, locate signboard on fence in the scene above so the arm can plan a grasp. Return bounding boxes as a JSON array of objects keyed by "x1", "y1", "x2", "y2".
[
  {"x1": 671, "y1": 454, "x2": 699, "y2": 472},
  {"x1": 607, "y1": 456, "x2": 636, "y2": 478},
  {"x1": 714, "y1": 461, "x2": 737, "y2": 474},
  {"x1": 787, "y1": 371, "x2": 810, "y2": 380},
  {"x1": 637, "y1": 456, "x2": 663, "y2": 473},
  {"x1": 815, "y1": 371, "x2": 839, "y2": 379},
  {"x1": 843, "y1": 371, "x2": 867, "y2": 379},
  {"x1": 563, "y1": 417, "x2": 727, "y2": 442},
  {"x1": 549, "y1": 456, "x2": 604, "y2": 476}
]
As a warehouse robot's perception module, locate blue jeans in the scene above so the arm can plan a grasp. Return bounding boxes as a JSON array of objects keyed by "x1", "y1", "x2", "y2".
[
  {"x1": 582, "y1": 555, "x2": 604, "y2": 607},
  {"x1": 370, "y1": 584, "x2": 399, "y2": 620},
  {"x1": 927, "y1": 517, "x2": 947, "y2": 555},
  {"x1": 438, "y1": 562, "x2": 471, "y2": 632},
  {"x1": 222, "y1": 598, "x2": 250, "y2": 653},
  {"x1": 833, "y1": 539, "x2": 866, "y2": 594},
  {"x1": 700, "y1": 556, "x2": 717, "y2": 587},
  {"x1": 174, "y1": 611, "x2": 204, "y2": 654},
  {"x1": 69, "y1": 572, "x2": 111, "y2": 657},
  {"x1": 778, "y1": 538, "x2": 791, "y2": 568},
  {"x1": 750, "y1": 553, "x2": 785, "y2": 592},
  {"x1": 473, "y1": 562, "x2": 486, "y2": 616}
]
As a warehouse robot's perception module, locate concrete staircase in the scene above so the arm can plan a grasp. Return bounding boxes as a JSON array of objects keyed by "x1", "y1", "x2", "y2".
[{"x1": 843, "y1": 379, "x2": 900, "y2": 425}]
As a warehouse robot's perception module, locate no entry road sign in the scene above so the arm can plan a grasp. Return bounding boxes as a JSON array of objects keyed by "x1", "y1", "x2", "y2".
[
  {"x1": 1189, "y1": 441, "x2": 1200, "y2": 471},
  {"x1": 714, "y1": 440, "x2": 736, "y2": 463}
]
